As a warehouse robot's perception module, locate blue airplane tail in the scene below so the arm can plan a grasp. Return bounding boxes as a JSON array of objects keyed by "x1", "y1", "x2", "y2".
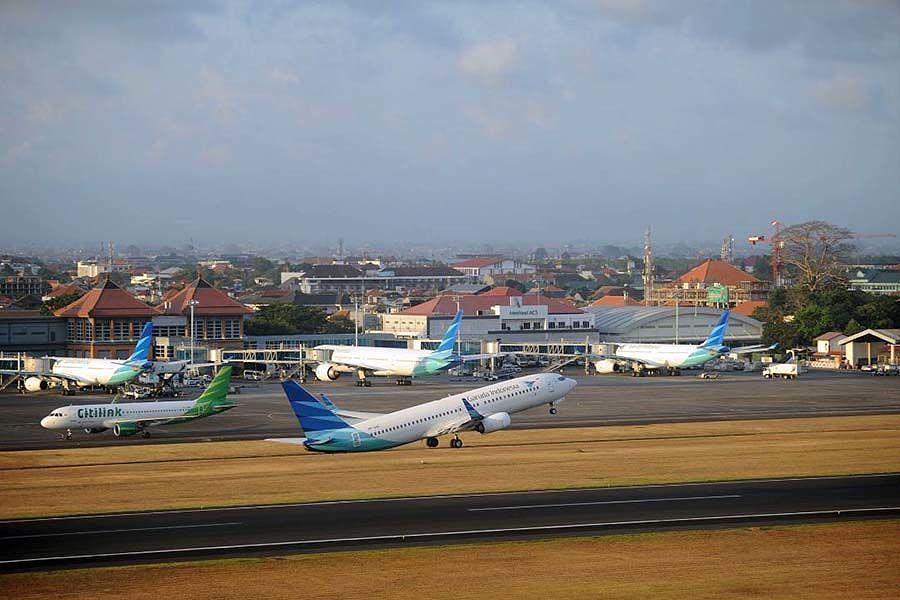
[
  {"x1": 125, "y1": 322, "x2": 154, "y2": 364},
  {"x1": 700, "y1": 311, "x2": 730, "y2": 349},
  {"x1": 282, "y1": 380, "x2": 352, "y2": 434},
  {"x1": 431, "y1": 309, "x2": 463, "y2": 358}
]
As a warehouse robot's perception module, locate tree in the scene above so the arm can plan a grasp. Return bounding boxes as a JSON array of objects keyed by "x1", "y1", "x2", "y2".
[
  {"x1": 779, "y1": 221, "x2": 854, "y2": 294},
  {"x1": 245, "y1": 304, "x2": 335, "y2": 335},
  {"x1": 40, "y1": 292, "x2": 83, "y2": 316}
]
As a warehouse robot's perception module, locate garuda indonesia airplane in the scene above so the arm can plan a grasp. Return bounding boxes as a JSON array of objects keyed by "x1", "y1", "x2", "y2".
[
  {"x1": 2, "y1": 322, "x2": 155, "y2": 393},
  {"x1": 311, "y1": 309, "x2": 472, "y2": 386},
  {"x1": 591, "y1": 311, "x2": 776, "y2": 375},
  {"x1": 268, "y1": 372, "x2": 577, "y2": 452},
  {"x1": 40, "y1": 366, "x2": 235, "y2": 439}
]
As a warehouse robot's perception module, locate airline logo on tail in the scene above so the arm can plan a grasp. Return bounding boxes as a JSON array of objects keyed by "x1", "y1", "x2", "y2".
[
  {"x1": 430, "y1": 309, "x2": 463, "y2": 359},
  {"x1": 125, "y1": 322, "x2": 154, "y2": 365},
  {"x1": 283, "y1": 379, "x2": 352, "y2": 435},
  {"x1": 700, "y1": 310, "x2": 730, "y2": 350}
]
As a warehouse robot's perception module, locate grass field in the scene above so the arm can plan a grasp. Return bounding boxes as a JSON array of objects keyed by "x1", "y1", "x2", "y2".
[
  {"x1": 2, "y1": 520, "x2": 898, "y2": 599},
  {"x1": 1, "y1": 415, "x2": 899, "y2": 519}
]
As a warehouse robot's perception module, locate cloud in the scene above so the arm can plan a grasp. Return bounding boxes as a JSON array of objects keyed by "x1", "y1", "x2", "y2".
[
  {"x1": 458, "y1": 38, "x2": 518, "y2": 80},
  {"x1": 814, "y1": 75, "x2": 873, "y2": 112}
]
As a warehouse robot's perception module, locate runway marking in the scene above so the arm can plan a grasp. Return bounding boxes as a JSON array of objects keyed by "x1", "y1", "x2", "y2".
[
  {"x1": 2, "y1": 507, "x2": 898, "y2": 566},
  {"x1": 468, "y1": 494, "x2": 741, "y2": 512},
  {"x1": 1, "y1": 522, "x2": 242, "y2": 540},
  {"x1": 0, "y1": 473, "x2": 896, "y2": 524}
]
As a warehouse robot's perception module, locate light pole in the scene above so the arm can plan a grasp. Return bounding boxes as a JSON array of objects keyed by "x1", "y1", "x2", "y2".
[{"x1": 188, "y1": 299, "x2": 199, "y2": 365}]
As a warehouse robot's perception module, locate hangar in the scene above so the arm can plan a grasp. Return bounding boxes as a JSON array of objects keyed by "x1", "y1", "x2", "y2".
[{"x1": 584, "y1": 306, "x2": 763, "y2": 344}]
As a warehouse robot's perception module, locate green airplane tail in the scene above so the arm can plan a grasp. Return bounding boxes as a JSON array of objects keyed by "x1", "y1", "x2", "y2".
[{"x1": 192, "y1": 366, "x2": 234, "y2": 415}]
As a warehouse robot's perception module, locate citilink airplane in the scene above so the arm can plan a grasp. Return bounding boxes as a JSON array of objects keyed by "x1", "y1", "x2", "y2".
[
  {"x1": 40, "y1": 366, "x2": 235, "y2": 439},
  {"x1": 268, "y1": 372, "x2": 577, "y2": 452}
]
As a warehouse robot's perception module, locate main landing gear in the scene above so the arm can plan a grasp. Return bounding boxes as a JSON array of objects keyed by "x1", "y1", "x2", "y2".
[
  {"x1": 395, "y1": 378, "x2": 412, "y2": 386},
  {"x1": 426, "y1": 437, "x2": 439, "y2": 448},
  {"x1": 356, "y1": 371, "x2": 372, "y2": 387},
  {"x1": 449, "y1": 436, "x2": 464, "y2": 449}
]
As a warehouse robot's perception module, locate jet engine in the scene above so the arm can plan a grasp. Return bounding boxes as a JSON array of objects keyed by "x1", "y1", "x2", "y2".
[
  {"x1": 315, "y1": 363, "x2": 341, "y2": 382},
  {"x1": 24, "y1": 377, "x2": 48, "y2": 392},
  {"x1": 593, "y1": 359, "x2": 621, "y2": 374},
  {"x1": 475, "y1": 412, "x2": 511, "y2": 434},
  {"x1": 112, "y1": 423, "x2": 140, "y2": 437}
]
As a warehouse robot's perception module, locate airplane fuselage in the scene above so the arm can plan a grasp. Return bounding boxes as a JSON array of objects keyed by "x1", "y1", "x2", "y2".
[
  {"x1": 614, "y1": 343, "x2": 718, "y2": 369},
  {"x1": 50, "y1": 358, "x2": 147, "y2": 386},
  {"x1": 316, "y1": 345, "x2": 451, "y2": 378}
]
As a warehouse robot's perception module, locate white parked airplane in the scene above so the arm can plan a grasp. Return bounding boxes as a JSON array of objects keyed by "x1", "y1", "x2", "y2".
[
  {"x1": 312, "y1": 310, "x2": 467, "y2": 386},
  {"x1": 2, "y1": 322, "x2": 155, "y2": 393},
  {"x1": 590, "y1": 311, "x2": 776, "y2": 375},
  {"x1": 267, "y1": 372, "x2": 577, "y2": 452},
  {"x1": 40, "y1": 366, "x2": 235, "y2": 439}
]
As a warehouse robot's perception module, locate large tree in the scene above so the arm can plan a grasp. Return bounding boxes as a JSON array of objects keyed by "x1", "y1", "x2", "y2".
[{"x1": 778, "y1": 221, "x2": 854, "y2": 294}]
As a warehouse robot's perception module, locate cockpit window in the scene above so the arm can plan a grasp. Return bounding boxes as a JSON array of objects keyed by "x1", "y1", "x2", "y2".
[{"x1": 557, "y1": 376, "x2": 566, "y2": 381}]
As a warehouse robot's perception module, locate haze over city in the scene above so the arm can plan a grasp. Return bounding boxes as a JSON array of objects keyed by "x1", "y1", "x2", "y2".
[{"x1": 2, "y1": 1, "x2": 898, "y2": 246}]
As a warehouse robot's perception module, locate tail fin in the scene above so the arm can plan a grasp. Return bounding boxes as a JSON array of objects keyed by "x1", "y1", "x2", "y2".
[
  {"x1": 282, "y1": 380, "x2": 352, "y2": 434},
  {"x1": 126, "y1": 322, "x2": 154, "y2": 363},
  {"x1": 192, "y1": 366, "x2": 234, "y2": 414},
  {"x1": 432, "y1": 309, "x2": 463, "y2": 357},
  {"x1": 700, "y1": 311, "x2": 730, "y2": 348}
]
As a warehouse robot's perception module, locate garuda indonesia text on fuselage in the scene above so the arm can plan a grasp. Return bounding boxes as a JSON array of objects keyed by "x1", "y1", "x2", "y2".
[
  {"x1": 40, "y1": 366, "x2": 236, "y2": 439},
  {"x1": 2, "y1": 322, "x2": 155, "y2": 393},
  {"x1": 268, "y1": 372, "x2": 577, "y2": 452},
  {"x1": 312, "y1": 310, "x2": 464, "y2": 386}
]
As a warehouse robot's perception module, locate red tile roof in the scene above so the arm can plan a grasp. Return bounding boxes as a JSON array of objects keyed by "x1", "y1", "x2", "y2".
[
  {"x1": 158, "y1": 278, "x2": 253, "y2": 316},
  {"x1": 45, "y1": 283, "x2": 84, "y2": 299},
  {"x1": 590, "y1": 295, "x2": 642, "y2": 307},
  {"x1": 675, "y1": 259, "x2": 760, "y2": 286},
  {"x1": 401, "y1": 293, "x2": 582, "y2": 316},
  {"x1": 480, "y1": 286, "x2": 524, "y2": 297},
  {"x1": 54, "y1": 276, "x2": 157, "y2": 318},
  {"x1": 453, "y1": 256, "x2": 502, "y2": 269},
  {"x1": 732, "y1": 300, "x2": 767, "y2": 317}
]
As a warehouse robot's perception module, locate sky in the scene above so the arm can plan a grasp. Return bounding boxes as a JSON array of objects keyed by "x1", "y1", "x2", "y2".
[{"x1": 2, "y1": 0, "x2": 899, "y2": 248}]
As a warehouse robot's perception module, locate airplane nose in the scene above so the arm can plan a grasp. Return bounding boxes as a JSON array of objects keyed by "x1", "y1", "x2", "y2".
[{"x1": 40, "y1": 416, "x2": 51, "y2": 429}]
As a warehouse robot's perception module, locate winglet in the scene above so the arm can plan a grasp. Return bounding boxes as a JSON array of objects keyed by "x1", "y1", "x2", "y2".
[
  {"x1": 462, "y1": 398, "x2": 483, "y2": 421},
  {"x1": 282, "y1": 380, "x2": 352, "y2": 434},
  {"x1": 700, "y1": 311, "x2": 730, "y2": 348},
  {"x1": 126, "y1": 322, "x2": 154, "y2": 364}
]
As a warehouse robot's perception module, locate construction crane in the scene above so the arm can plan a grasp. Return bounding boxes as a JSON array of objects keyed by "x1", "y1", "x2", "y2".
[{"x1": 748, "y1": 220, "x2": 783, "y2": 287}]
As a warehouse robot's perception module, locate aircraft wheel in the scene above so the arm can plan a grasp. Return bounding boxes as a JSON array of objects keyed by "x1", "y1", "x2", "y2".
[
  {"x1": 364, "y1": 380, "x2": 372, "y2": 387},
  {"x1": 549, "y1": 406, "x2": 558, "y2": 415},
  {"x1": 426, "y1": 437, "x2": 439, "y2": 448},
  {"x1": 450, "y1": 438, "x2": 462, "y2": 449},
  {"x1": 141, "y1": 430, "x2": 151, "y2": 438}
]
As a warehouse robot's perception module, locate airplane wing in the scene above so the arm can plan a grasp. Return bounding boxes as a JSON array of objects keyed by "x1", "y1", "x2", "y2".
[
  {"x1": 425, "y1": 398, "x2": 484, "y2": 437},
  {"x1": 0, "y1": 369, "x2": 94, "y2": 384},
  {"x1": 729, "y1": 343, "x2": 779, "y2": 355}
]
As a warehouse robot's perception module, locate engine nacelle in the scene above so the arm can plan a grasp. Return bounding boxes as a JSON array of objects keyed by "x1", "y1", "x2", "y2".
[
  {"x1": 593, "y1": 359, "x2": 621, "y2": 374},
  {"x1": 24, "y1": 377, "x2": 48, "y2": 392},
  {"x1": 315, "y1": 363, "x2": 341, "y2": 382},
  {"x1": 475, "y1": 412, "x2": 511, "y2": 434},
  {"x1": 113, "y1": 423, "x2": 140, "y2": 437}
]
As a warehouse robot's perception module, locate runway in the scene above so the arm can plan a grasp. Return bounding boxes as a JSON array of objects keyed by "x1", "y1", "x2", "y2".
[
  {"x1": 1, "y1": 474, "x2": 897, "y2": 571},
  {"x1": 1, "y1": 370, "x2": 898, "y2": 450}
]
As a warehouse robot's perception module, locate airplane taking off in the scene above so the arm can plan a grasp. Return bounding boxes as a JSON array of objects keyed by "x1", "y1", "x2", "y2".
[
  {"x1": 311, "y1": 310, "x2": 465, "y2": 386},
  {"x1": 40, "y1": 366, "x2": 235, "y2": 439},
  {"x1": 591, "y1": 311, "x2": 776, "y2": 375},
  {"x1": 2, "y1": 322, "x2": 155, "y2": 393},
  {"x1": 268, "y1": 372, "x2": 577, "y2": 452}
]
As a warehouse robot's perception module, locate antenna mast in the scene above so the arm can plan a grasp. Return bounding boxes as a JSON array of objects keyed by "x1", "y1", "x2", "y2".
[{"x1": 642, "y1": 226, "x2": 654, "y2": 306}]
